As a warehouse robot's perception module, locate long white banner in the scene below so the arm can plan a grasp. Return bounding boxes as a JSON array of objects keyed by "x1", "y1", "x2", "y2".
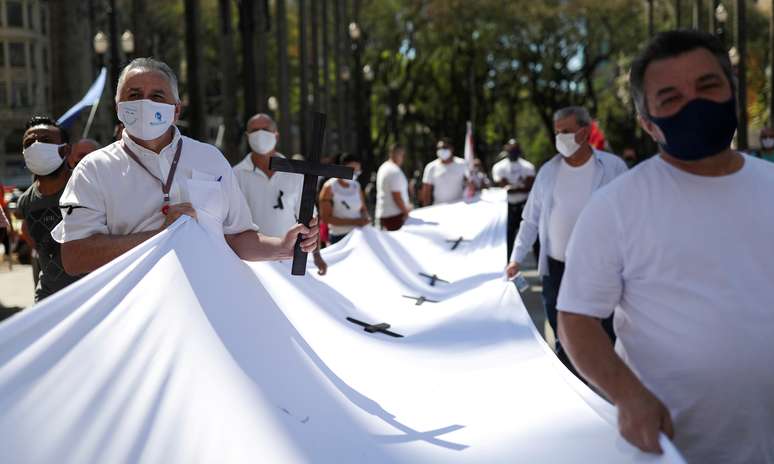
[{"x1": 0, "y1": 189, "x2": 684, "y2": 463}]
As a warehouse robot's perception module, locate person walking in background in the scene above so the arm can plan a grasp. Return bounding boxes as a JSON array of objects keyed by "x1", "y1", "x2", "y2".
[
  {"x1": 15, "y1": 116, "x2": 81, "y2": 301},
  {"x1": 755, "y1": 126, "x2": 774, "y2": 162},
  {"x1": 492, "y1": 139, "x2": 535, "y2": 260},
  {"x1": 319, "y1": 154, "x2": 370, "y2": 244},
  {"x1": 420, "y1": 138, "x2": 467, "y2": 206},
  {"x1": 375, "y1": 144, "x2": 412, "y2": 231},
  {"x1": 505, "y1": 106, "x2": 627, "y2": 372}
]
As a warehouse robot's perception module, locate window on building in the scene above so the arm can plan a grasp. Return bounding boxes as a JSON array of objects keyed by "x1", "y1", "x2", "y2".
[
  {"x1": 42, "y1": 46, "x2": 48, "y2": 72},
  {"x1": 0, "y1": 83, "x2": 7, "y2": 108},
  {"x1": 40, "y1": 6, "x2": 47, "y2": 35},
  {"x1": 0, "y1": 43, "x2": 5, "y2": 67},
  {"x1": 12, "y1": 81, "x2": 29, "y2": 108},
  {"x1": 9, "y1": 42, "x2": 26, "y2": 68},
  {"x1": 28, "y1": 1, "x2": 35, "y2": 30},
  {"x1": 7, "y1": 1, "x2": 24, "y2": 28},
  {"x1": 29, "y1": 43, "x2": 35, "y2": 69}
]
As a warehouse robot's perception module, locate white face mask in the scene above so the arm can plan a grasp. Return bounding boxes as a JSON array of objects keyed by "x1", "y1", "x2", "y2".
[
  {"x1": 117, "y1": 99, "x2": 175, "y2": 141},
  {"x1": 23, "y1": 142, "x2": 65, "y2": 176},
  {"x1": 762, "y1": 137, "x2": 774, "y2": 149},
  {"x1": 555, "y1": 132, "x2": 581, "y2": 158},
  {"x1": 248, "y1": 129, "x2": 277, "y2": 155},
  {"x1": 437, "y1": 148, "x2": 451, "y2": 161}
]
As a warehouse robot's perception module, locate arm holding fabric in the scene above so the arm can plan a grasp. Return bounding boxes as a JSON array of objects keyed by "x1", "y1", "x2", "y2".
[
  {"x1": 559, "y1": 312, "x2": 674, "y2": 454},
  {"x1": 61, "y1": 202, "x2": 196, "y2": 275},
  {"x1": 557, "y1": 191, "x2": 673, "y2": 455},
  {"x1": 509, "y1": 179, "x2": 542, "y2": 264}
]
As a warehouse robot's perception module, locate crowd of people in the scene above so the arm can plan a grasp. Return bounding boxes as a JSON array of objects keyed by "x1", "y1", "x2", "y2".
[{"x1": 0, "y1": 29, "x2": 772, "y2": 464}]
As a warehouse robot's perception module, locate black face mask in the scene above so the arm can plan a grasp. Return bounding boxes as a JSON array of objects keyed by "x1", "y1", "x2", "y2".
[
  {"x1": 649, "y1": 97, "x2": 737, "y2": 161},
  {"x1": 507, "y1": 149, "x2": 521, "y2": 161}
]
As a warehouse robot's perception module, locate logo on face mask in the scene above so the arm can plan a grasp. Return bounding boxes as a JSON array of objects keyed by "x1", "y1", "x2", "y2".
[{"x1": 150, "y1": 111, "x2": 166, "y2": 126}]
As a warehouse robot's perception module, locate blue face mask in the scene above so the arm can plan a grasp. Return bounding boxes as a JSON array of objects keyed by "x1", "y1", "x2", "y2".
[{"x1": 648, "y1": 97, "x2": 737, "y2": 161}]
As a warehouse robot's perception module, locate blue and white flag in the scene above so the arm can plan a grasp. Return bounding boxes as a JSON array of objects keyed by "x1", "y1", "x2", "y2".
[{"x1": 57, "y1": 67, "x2": 107, "y2": 128}]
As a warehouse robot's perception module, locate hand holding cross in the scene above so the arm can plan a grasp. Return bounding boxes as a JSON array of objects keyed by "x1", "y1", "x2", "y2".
[{"x1": 269, "y1": 112, "x2": 354, "y2": 275}]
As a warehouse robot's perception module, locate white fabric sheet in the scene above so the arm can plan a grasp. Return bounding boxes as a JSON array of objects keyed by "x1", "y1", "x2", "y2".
[{"x1": 0, "y1": 189, "x2": 684, "y2": 463}]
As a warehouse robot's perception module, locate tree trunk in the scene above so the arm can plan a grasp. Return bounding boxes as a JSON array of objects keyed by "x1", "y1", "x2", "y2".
[
  {"x1": 299, "y1": 0, "x2": 309, "y2": 157},
  {"x1": 334, "y1": 0, "x2": 345, "y2": 153},
  {"x1": 310, "y1": 0, "x2": 320, "y2": 111},
  {"x1": 256, "y1": 0, "x2": 269, "y2": 113},
  {"x1": 692, "y1": 0, "x2": 702, "y2": 30},
  {"x1": 735, "y1": 0, "x2": 747, "y2": 149},
  {"x1": 276, "y1": 0, "x2": 292, "y2": 153},
  {"x1": 770, "y1": 0, "x2": 774, "y2": 125},
  {"x1": 321, "y1": 0, "x2": 331, "y2": 151},
  {"x1": 239, "y1": 0, "x2": 257, "y2": 120},
  {"x1": 184, "y1": 0, "x2": 206, "y2": 140},
  {"x1": 131, "y1": 0, "x2": 148, "y2": 56},
  {"x1": 219, "y1": 0, "x2": 240, "y2": 164},
  {"x1": 675, "y1": 0, "x2": 682, "y2": 28}
]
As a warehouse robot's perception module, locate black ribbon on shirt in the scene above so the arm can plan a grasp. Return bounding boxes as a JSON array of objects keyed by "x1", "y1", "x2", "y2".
[{"x1": 273, "y1": 190, "x2": 285, "y2": 210}]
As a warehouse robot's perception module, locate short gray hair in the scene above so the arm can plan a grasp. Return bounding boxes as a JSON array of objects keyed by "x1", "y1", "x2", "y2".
[
  {"x1": 553, "y1": 106, "x2": 592, "y2": 127},
  {"x1": 115, "y1": 57, "x2": 180, "y2": 103}
]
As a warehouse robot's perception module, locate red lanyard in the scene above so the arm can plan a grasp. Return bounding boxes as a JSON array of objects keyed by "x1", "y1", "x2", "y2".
[{"x1": 121, "y1": 139, "x2": 183, "y2": 215}]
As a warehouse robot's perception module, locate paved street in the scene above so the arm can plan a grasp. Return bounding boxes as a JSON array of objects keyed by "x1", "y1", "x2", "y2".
[{"x1": 0, "y1": 256, "x2": 34, "y2": 321}]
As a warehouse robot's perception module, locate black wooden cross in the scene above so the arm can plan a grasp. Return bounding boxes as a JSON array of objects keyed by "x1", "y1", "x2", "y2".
[
  {"x1": 346, "y1": 317, "x2": 404, "y2": 338},
  {"x1": 269, "y1": 112, "x2": 353, "y2": 275},
  {"x1": 402, "y1": 295, "x2": 440, "y2": 306},
  {"x1": 419, "y1": 272, "x2": 449, "y2": 286},
  {"x1": 445, "y1": 236, "x2": 469, "y2": 250}
]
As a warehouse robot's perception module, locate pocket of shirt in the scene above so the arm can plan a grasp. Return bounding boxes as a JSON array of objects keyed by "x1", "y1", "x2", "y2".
[{"x1": 187, "y1": 179, "x2": 225, "y2": 221}]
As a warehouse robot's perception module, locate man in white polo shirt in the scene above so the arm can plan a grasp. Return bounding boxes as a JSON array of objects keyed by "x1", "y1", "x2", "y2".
[
  {"x1": 558, "y1": 31, "x2": 774, "y2": 462},
  {"x1": 233, "y1": 113, "x2": 327, "y2": 274},
  {"x1": 53, "y1": 58, "x2": 318, "y2": 275},
  {"x1": 375, "y1": 144, "x2": 411, "y2": 231},
  {"x1": 505, "y1": 106, "x2": 627, "y2": 372},
  {"x1": 420, "y1": 138, "x2": 467, "y2": 206}
]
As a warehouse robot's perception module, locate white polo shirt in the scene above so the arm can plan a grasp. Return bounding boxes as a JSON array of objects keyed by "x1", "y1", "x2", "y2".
[
  {"x1": 491, "y1": 157, "x2": 536, "y2": 204},
  {"x1": 558, "y1": 155, "x2": 774, "y2": 463},
  {"x1": 52, "y1": 127, "x2": 257, "y2": 243},
  {"x1": 422, "y1": 156, "x2": 466, "y2": 204},
  {"x1": 232, "y1": 153, "x2": 302, "y2": 238},
  {"x1": 375, "y1": 160, "x2": 409, "y2": 218}
]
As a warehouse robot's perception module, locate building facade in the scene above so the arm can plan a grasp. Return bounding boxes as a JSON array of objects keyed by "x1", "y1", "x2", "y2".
[{"x1": 0, "y1": 0, "x2": 50, "y2": 187}]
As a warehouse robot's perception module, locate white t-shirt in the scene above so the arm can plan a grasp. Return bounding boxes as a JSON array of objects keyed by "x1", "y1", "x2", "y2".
[
  {"x1": 491, "y1": 157, "x2": 536, "y2": 203},
  {"x1": 53, "y1": 128, "x2": 256, "y2": 243},
  {"x1": 558, "y1": 155, "x2": 774, "y2": 464},
  {"x1": 324, "y1": 178, "x2": 363, "y2": 236},
  {"x1": 375, "y1": 160, "x2": 409, "y2": 218},
  {"x1": 546, "y1": 157, "x2": 596, "y2": 262},
  {"x1": 422, "y1": 156, "x2": 466, "y2": 204},
  {"x1": 232, "y1": 153, "x2": 302, "y2": 238}
]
